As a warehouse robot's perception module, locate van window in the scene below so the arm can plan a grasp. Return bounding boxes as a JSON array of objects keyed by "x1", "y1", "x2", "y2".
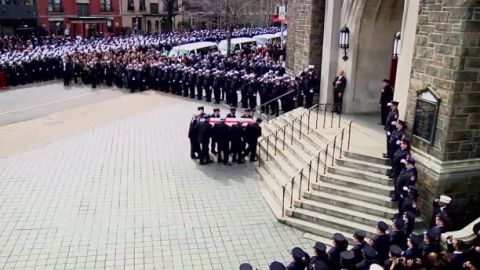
[
  {"x1": 234, "y1": 44, "x2": 240, "y2": 51},
  {"x1": 196, "y1": 45, "x2": 217, "y2": 55}
]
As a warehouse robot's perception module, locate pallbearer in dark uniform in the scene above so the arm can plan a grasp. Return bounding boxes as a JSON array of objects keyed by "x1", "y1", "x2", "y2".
[
  {"x1": 379, "y1": 79, "x2": 394, "y2": 125},
  {"x1": 230, "y1": 121, "x2": 244, "y2": 164},
  {"x1": 188, "y1": 109, "x2": 202, "y2": 159},
  {"x1": 227, "y1": 107, "x2": 237, "y2": 118},
  {"x1": 63, "y1": 57, "x2": 73, "y2": 86},
  {"x1": 243, "y1": 118, "x2": 262, "y2": 162},
  {"x1": 210, "y1": 108, "x2": 221, "y2": 154},
  {"x1": 196, "y1": 115, "x2": 212, "y2": 165},
  {"x1": 383, "y1": 101, "x2": 399, "y2": 158},
  {"x1": 332, "y1": 70, "x2": 347, "y2": 114},
  {"x1": 390, "y1": 218, "x2": 407, "y2": 250},
  {"x1": 212, "y1": 118, "x2": 232, "y2": 166}
]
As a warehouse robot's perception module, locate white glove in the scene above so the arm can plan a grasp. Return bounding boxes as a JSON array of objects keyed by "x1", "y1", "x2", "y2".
[
  {"x1": 396, "y1": 140, "x2": 401, "y2": 145},
  {"x1": 387, "y1": 132, "x2": 391, "y2": 136}
]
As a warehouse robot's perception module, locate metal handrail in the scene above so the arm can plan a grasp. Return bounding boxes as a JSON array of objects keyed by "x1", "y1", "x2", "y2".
[{"x1": 254, "y1": 89, "x2": 296, "y2": 120}]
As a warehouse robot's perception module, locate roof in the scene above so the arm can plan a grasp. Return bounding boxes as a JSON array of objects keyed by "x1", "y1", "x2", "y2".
[
  {"x1": 219, "y1": 37, "x2": 256, "y2": 44},
  {"x1": 253, "y1": 34, "x2": 276, "y2": 39},
  {"x1": 171, "y1": 41, "x2": 218, "y2": 50}
]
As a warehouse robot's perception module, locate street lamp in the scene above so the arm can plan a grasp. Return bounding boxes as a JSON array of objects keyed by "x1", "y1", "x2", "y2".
[
  {"x1": 339, "y1": 25, "x2": 350, "y2": 61},
  {"x1": 393, "y1": 31, "x2": 401, "y2": 59}
]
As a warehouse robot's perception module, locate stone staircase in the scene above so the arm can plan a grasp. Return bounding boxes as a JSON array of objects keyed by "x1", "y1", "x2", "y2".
[{"x1": 256, "y1": 107, "x2": 420, "y2": 245}]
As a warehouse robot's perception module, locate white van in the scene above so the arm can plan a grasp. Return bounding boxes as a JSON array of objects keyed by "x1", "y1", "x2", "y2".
[
  {"x1": 168, "y1": 41, "x2": 218, "y2": 57},
  {"x1": 253, "y1": 34, "x2": 282, "y2": 47},
  {"x1": 218, "y1": 38, "x2": 257, "y2": 55}
]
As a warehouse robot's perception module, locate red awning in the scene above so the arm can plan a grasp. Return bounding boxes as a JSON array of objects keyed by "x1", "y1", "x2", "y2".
[{"x1": 272, "y1": 15, "x2": 287, "y2": 23}]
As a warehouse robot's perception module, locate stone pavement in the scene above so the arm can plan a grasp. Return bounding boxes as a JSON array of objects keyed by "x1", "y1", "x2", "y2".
[{"x1": 0, "y1": 90, "x2": 313, "y2": 270}]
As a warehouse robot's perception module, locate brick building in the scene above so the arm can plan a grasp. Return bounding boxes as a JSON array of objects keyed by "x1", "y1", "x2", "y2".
[
  {"x1": 38, "y1": 0, "x2": 122, "y2": 37},
  {"x1": 120, "y1": 0, "x2": 183, "y2": 33},
  {"x1": 0, "y1": 0, "x2": 38, "y2": 35}
]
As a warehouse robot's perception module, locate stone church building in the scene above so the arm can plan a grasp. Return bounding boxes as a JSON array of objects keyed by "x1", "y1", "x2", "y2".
[{"x1": 286, "y1": 0, "x2": 480, "y2": 227}]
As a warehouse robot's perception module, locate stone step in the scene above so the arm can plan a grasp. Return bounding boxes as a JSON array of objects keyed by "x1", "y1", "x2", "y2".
[
  {"x1": 336, "y1": 157, "x2": 391, "y2": 176},
  {"x1": 294, "y1": 199, "x2": 391, "y2": 227},
  {"x1": 271, "y1": 118, "x2": 329, "y2": 154},
  {"x1": 258, "y1": 137, "x2": 309, "y2": 171},
  {"x1": 284, "y1": 216, "x2": 357, "y2": 243},
  {"x1": 344, "y1": 150, "x2": 390, "y2": 166},
  {"x1": 286, "y1": 208, "x2": 377, "y2": 238},
  {"x1": 310, "y1": 182, "x2": 395, "y2": 208},
  {"x1": 280, "y1": 113, "x2": 339, "y2": 144},
  {"x1": 260, "y1": 149, "x2": 298, "y2": 183},
  {"x1": 302, "y1": 190, "x2": 397, "y2": 219},
  {"x1": 256, "y1": 166, "x2": 288, "y2": 206},
  {"x1": 318, "y1": 173, "x2": 393, "y2": 196},
  {"x1": 327, "y1": 165, "x2": 391, "y2": 186}
]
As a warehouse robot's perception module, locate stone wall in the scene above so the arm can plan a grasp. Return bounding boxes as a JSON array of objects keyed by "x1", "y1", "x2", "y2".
[
  {"x1": 286, "y1": 0, "x2": 325, "y2": 76},
  {"x1": 406, "y1": 0, "x2": 480, "y2": 229}
]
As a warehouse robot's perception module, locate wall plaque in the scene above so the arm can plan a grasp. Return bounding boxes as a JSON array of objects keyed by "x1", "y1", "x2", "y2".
[{"x1": 413, "y1": 87, "x2": 440, "y2": 145}]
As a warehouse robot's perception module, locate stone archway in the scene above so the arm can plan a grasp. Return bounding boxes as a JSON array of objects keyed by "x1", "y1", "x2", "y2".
[{"x1": 351, "y1": 0, "x2": 404, "y2": 113}]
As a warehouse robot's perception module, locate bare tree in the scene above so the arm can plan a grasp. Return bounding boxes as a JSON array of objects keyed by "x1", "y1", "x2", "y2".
[{"x1": 162, "y1": 0, "x2": 182, "y2": 32}]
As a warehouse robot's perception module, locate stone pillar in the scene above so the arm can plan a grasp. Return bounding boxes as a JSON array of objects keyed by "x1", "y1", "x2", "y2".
[
  {"x1": 285, "y1": 0, "x2": 325, "y2": 77},
  {"x1": 406, "y1": 0, "x2": 480, "y2": 228}
]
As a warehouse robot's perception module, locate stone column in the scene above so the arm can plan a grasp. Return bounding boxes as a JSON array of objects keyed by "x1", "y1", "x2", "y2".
[
  {"x1": 285, "y1": 0, "x2": 325, "y2": 77},
  {"x1": 406, "y1": 0, "x2": 480, "y2": 228}
]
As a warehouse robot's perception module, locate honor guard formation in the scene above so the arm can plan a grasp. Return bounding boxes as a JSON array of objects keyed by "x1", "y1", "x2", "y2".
[{"x1": 237, "y1": 101, "x2": 479, "y2": 270}]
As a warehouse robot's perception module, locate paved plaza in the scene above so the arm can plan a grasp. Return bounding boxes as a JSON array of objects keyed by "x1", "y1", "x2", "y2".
[{"x1": 0, "y1": 85, "x2": 312, "y2": 270}]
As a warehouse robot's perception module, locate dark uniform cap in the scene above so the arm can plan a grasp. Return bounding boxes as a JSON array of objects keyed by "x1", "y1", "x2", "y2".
[
  {"x1": 437, "y1": 212, "x2": 450, "y2": 223},
  {"x1": 291, "y1": 247, "x2": 305, "y2": 260},
  {"x1": 397, "y1": 120, "x2": 406, "y2": 127},
  {"x1": 333, "y1": 233, "x2": 346, "y2": 242},
  {"x1": 363, "y1": 245, "x2": 378, "y2": 260},
  {"x1": 390, "y1": 245, "x2": 403, "y2": 257},
  {"x1": 197, "y1": 106, "x2": 204, "y2": 110},
  {"x1": 340, "y1": 251, "x2": 355, "y2": 262},
  {"x1": 354, "y1": 230, "x2": 366, "y2": 240},
  {"x1": 391, "y1": 101, "x2": 399, "y2": 106},
  {"x1": 409, "y1": 233, "x2": 423, "y2": 246},
  {"x1": 213, "y1": 108, "x2": 220, "y2": 112},
  {"x1": 269, "y1": 261, "x2": 286, "y2": 270},
  {"x1": 313, "y1": 242, "x2": 326, "y2": 252},
  {"x1": 239, "y1": 263, "x2": 254, "y2": 270},
  {"x1": 406, "y1": 158, "x2": 416, "y2": 165},
  {"x1": 256, "y1": 118, "x2": 263, "y2": 123},
  {"x1": 230, "y1": 107, "x2": 237, "y2": 111},
  {"x1": 394, "y1": 218, "x2": 405, "y2": 229},
  {"x1": 377, "y1": 221, "x2": 388, "y2": 231}
]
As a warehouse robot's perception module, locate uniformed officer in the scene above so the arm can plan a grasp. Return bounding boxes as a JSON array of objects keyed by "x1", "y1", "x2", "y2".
[
  {"x1": 243, "y1": 118, "x2": 262, "y2": 162},
  {"x1": 390, "y1": 138, "x2": 410, "y2": 179},
  {"x1": 369, "y1": 221, "x2": 390, "y2": 262},
  {"x1": 392, "y1": 158, "x2": 417, "y2": 201},
  {"x1": 62, "y1": 57, "x2": 73, "y2": 86},
  {"x1": 230, "y1": 121, "x2": 245, "y2": 164},
  {"x1": 304, "y1": 65, "x2": 318, "y2": 108},
  {"x1": 309, "y1": 242, "x2": 329, "y2": 270},
  {"x1": 383, "y1": 101, "x2": 399, "y2": 158},
  {"x1": 328, "y1": 233, "x2": 348, "y2": 270},
  {"x1": 390, "y1": 218, "x2": 407, "y2": 250},
  {"x1": 351, "y1": 230, "x2": 367, "y2": 264},
  {"x1": 421, "y1": 229, "x2": 442, "y2": 259},
  {"x1": 430, "y1": 195, "x2": 451, "y2": 228},
  {"x1": 213, "y1": 70, "x2": 223, "y2": 104},
  {"x1": 287, "y1": 247, "x2": 310, "y2": 270},
  {"x1": 404, "y1": 233, "x2": 423, "y2": 260},
  {"x1": 196, "y1": 115, "x2": 213, "y2": 165},
  {"x1": 212, "y1": 118, "x2": 232, "y2": 166},
  {"x1": 269, "y1": 261, "x2": 286, "y2": 270},
  {"x1": 339, "y1": 251, "x2": 355, "y2": 270},
  {"x1": 227, "y1": 107, "x2": 237, "y2": 118},
  {"x1": 188, "y1": 110, "x2": 201, "y2": 159},
  {"x1": 354, "y1": 245, "x2": 377, "y2": 270},
  {"x1": 379, "y1": 79, "x2": 394, "y2": 125},
  {"x1": 383, "y1": 245, "x2": 403, "y2": 270}
]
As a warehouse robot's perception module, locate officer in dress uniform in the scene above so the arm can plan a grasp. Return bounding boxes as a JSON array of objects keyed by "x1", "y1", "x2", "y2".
[
  {"x1": 392, "y1": 158, "x2": 417, "y2": 201},
  {"x1": 188, "y1": 108, "x2": 202, "y2": 159},
  {"x1": 351, "y1": 230, "x2": 367, "y2": 264},
  {"x1": 383, "y1": 245, "x2": 403, "y2": 270},
  {"x1": 269, "y1": 261, "x2": 286, "y2": 270},
  {"x1": 227, "y1": 107, "x2": 237, "y2": 118},
  {"x1": 430, "y1": 195, "x2": 452, "y2": 228},
  {"x1": 213, "y1": 70, "x2": 223, "y2": 104},
  {"x1": 309, "y1": 242, "x2": 329, "y2": 270},
  {"x1": 287, "y1": 247, "x2": 310, "y2": 270},
  {"x1": 212, "y1": 118, "x2": 232, "y2": 166},
  {"x1": 354, "y1": 245, "x2": 377, "y2": 270},
  {"x1": 210, "y1": 108, "x2": 221, "y2": 154},
  {"x1": 339, "y1": 251, "x2": 355, "y2": 270},
  {"x1": 204, "y1": 69, "x2": 213, "y2": 102},
  {"x1": 403, "y1": 211, "x2": 417, "y2": 237},
  {"x1": 404, "y1": 233, "x2": 423, "y2": 260},
  {"x1": 328, "y1": 233, "x2": 348, "y2": 270},
  {"x1": 243, "y1": 118, "x2": 262, "y2": 162},
  {"x1": 383, "y1": 101, "x2": 399, "y2": 158},
  {"x1": 63, "y1": 57, "x2": 73, "y2": 86},
  {"x1": 332, "y1": 70, "x2": 347, "y2": 114},
  {"x1": 304, "y1": 65, "x2": 318, "y2": 108},
  {"x1": 230, "y1": 121, "x2": 245, "y2": 164},
  {"x1": 390, "y1": 137, "x2": 410, "y2": 179},
  {"x1": 390, "y1": 218, "x2": 408, "y2": 250},
  {"x1": 196, "y1": 69, "x2": 204, "y2": 100},
  {"x1": 196, "y1": 115, "x2": 213, "y2": 165},
  {"x1": 379, "y1": 79, "x2": 394, "y2": 125},
  {"x1": 370, "y1": 221, "x2": 390, "y2": 262}
]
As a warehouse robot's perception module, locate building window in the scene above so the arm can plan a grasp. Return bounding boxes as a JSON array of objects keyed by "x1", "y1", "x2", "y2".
[
  {"x1": 150, "y1": 3, "x2": 158, "y2": 15},
  {"x1": 101, "y1": 0, "x2": 111, "y2": 12},
  {"x1": 139, "y1": 0, "x2": 145, "y2": 11},
  {"x1": 127, "y1": 0, "x2": 134, "y2": 11},
  {"x1": 77, "y1": 3, "x2": 89, "y2": 16},
  {"x1": 48, "y1": 0, "x2": 62, "y2": 12},
  {"x1": 49, "y1": 21, "x2": 64, "y2": 35}
]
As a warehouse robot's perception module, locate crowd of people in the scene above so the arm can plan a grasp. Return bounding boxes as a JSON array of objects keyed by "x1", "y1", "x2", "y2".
[
  {"x1": 238, "y1": 219, "x2": 480, "y2": 270},
  {"x1": 188, "y1": 106, "x2": 262, "y2": 165}
]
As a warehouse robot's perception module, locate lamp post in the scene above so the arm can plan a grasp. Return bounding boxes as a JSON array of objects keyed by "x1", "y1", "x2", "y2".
[
  {"x1": 339, "y1": 25, "x2": 350, "y2": 61},
  {"x1": 393, "y1": 31, "x2": 401, "y2": 59}
]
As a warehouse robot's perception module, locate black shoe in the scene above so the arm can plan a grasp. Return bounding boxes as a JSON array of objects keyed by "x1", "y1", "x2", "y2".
[
  {"x1": 382, "y1": 153, "x2": 389, "y2": 158},
  {"x1": 212, "y1": 151, "x2": 218, "y2": 155},
  {"x1": 237, "y1": 160, "x2": 245, "y2": 164},
  {"x1": 218, "y1": 159, "x2": 223, "y2": 163},
  {"x1": 206, "y1": 160, "x2": 213, "y2": 164},
  {"x1": 224, "y1": 162, "x2": 233, "y2": 166}
]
